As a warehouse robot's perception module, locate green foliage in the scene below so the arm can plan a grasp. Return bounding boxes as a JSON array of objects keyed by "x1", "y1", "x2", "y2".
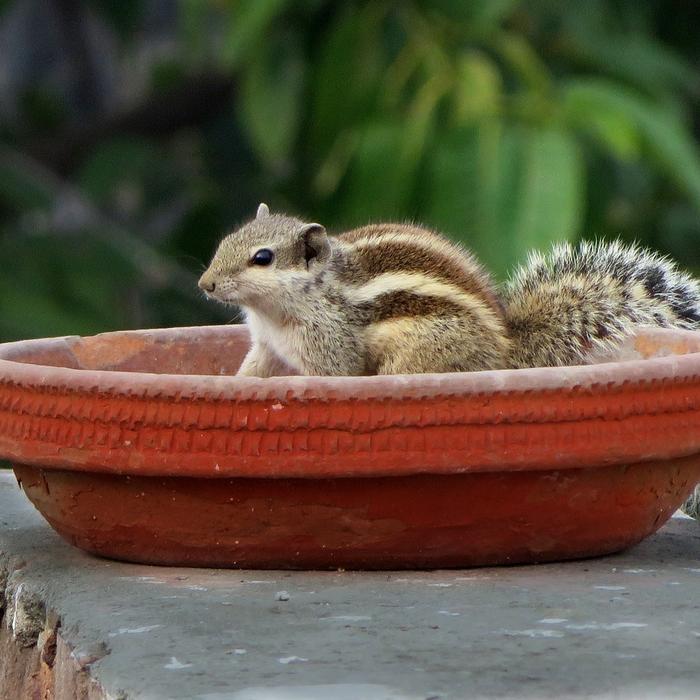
[
  {"x1": 424, "y1": 124, "x2": 583, "y2": 270},
  {"x1": 1, "y1": 0, "x2": 700, "y2": 342},
  {"x1": 240, "y1": 33, "x2": 305, "y2": 169}
]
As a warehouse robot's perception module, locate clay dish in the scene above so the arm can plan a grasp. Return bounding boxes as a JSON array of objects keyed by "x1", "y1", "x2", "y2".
[{"x1": 0, "y1": 325, "x2": 699, "y2": 569}]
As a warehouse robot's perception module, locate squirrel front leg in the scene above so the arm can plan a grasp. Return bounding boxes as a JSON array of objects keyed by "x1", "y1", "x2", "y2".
[{"x1": 237, "y1": 342, "x2": 291, "y2": 377}]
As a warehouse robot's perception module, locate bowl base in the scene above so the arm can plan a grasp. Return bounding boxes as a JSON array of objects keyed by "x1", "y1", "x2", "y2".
[{"x1": 13, "y1": 456, "x2": 700, "y2": 570}]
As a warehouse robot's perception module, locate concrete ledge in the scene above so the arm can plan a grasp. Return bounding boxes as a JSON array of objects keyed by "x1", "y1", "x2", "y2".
[{"x1": 0, "y1": 472, "x2": 699, "y2": 699}]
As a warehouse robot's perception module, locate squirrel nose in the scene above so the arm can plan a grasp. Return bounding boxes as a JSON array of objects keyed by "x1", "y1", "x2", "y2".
[{"x1": 198, "y1": 275, "x2": 216, "y2": 293}]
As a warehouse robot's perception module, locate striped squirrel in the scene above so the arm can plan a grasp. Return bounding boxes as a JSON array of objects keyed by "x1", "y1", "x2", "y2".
[
  {"x1": 199, "y1": 203, "x2": 700, "y2": 377},
  {"x1": 198, "y1": 203, "x2": 510, "y2": 376}
]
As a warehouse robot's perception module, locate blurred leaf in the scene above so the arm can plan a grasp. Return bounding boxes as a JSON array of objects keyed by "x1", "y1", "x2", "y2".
[
  {"x1": 78, "y1": 139, "x2": 156, "y2": 204},
  {"x1": 659, "y1": 203, "x2": 700, "y2": 268},
  {"x1": 240, "y1": 34, "x2": 304, "y2": 168},
  {"x1": 563, "y1": 83, "x2": 641, "y2": 159},
  {"x1": 584, "y1": 35, "x2": 696, "y2": 96},
  {"x1": 309, "y1": 4, "x2": 386, "y2": 157},
  {"x1": 403, "y1": 72, "x2": 448, "y2": 162},
  {"x1": 0, "y1": 235, "x2": 135, "y2": 341},
  {"x1": 421, "y1": 124, "x2": 481, "y2": 244},
  {"x1": 180, "y1": 0, "x2": 213, "y2": 62},
  {"x1": 337, "y1": 120, "x2": 419, "y2": 223},
  {"x1": 491, "y1": 31, "x2": 551, "y2": 93},
  {"x1": 424, "y1": 123, "x2": 583, "y2": 274},
  {"x1": 336, "y1": 66, "x2": 445, "y2": 222},
  {"x1": 19, "y1": 88, "x2": 68, "y2": 131},
  {"x1": 313, "y1": 131, "x2": 361, "y2": 198},
  {"x1": 425, "y1": 0, "x2": 517, "y2": 28},
  {"x1": 77, "y1": 138, "x2": 190, "y2": 221},
  {"x1": 0, "y1": 286, "x2": 104, "y2": 340},
  {"x1": 452, "y1": 50, "x2": 503, "y2": 122},
  {"x1": 563, "y1": 79, "x2": 700, "y2": 210},
  {"x1": 151, "y1": 60, "x2": 187, "y2": 93},
  {"x1": 554, "y1": 4, "x2": 697, "y2": 97},
  {"x1": 509, "y1": 126, "x2": 583, "y2": 257},
  {"x1": 90, "y1": 0, "x2": 144, "y2": 37},
  {"x1": 224, "y1": 0, "x2": 291, "y2": 67}
]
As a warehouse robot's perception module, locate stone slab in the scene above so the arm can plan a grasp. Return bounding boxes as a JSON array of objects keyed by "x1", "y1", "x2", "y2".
[{"x1": 0, "y1": 472, "x2": 698, "y2": 699}]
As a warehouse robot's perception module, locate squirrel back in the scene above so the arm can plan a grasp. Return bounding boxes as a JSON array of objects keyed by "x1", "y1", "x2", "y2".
[{"x1": 503, "y1": 240, "x2": 700, "y2": 368}]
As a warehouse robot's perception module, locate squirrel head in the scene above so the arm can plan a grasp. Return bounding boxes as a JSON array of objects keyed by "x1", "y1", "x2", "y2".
[{"x1": 199, "y1": 203, "x2": 331, "y2": 311}]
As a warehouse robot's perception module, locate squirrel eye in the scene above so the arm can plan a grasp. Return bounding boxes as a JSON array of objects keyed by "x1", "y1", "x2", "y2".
[{"x1": 251, "y1": 248, "x2": 274, "y2": 266}]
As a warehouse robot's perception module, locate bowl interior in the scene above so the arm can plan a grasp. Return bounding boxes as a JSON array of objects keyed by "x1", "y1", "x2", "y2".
[{"x1": 0, "y1": 326, "x2": 251, "y2": 376}]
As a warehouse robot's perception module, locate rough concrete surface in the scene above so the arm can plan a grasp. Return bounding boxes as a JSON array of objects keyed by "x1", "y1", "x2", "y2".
[{"x1": 0, "y1": 473, "x2": 699, "y2": 700}]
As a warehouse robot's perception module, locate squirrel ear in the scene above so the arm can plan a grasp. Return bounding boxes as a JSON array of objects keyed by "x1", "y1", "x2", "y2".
[
  {"x1": 300, "y1": 223, "x2": 330, "y2": 267},
  {"x1": 256, "y1": 202, "x2": 270, "y2": 219}
]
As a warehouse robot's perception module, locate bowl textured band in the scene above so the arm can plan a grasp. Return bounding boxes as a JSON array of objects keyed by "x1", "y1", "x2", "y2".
[{"x1": 0, "y1": 326, "x2": 700, "y2": 477}]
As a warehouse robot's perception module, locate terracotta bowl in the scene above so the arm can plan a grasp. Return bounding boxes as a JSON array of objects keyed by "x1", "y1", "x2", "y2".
[{"x1": 1, "y1": 325, "x2": 699, "y2": 570}]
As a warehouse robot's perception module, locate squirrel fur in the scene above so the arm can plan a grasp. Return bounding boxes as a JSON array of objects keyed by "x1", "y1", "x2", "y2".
[
  {"x1": 199, "y1": 203, "x2": 510, "y2": 376},
  {"x1": 199, "y1": 204, "x2": 700, "y2": 377}
]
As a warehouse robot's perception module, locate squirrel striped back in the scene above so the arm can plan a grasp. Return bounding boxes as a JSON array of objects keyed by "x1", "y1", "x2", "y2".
[
  {"x1": 503, "y1": 240, "x2": 700, "y2": 368},
  {"x1": 335, "y1": 224, "x2": 510, "y2": 373},
  {"x1": 338, "y1": 224, "x2": 503, "y2": 313}
]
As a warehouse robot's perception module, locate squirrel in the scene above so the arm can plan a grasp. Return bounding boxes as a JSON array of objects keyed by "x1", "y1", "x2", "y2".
[
  {"x1": 198, "y1": 203, "x2": 510, "y2": 376},
  {"x1": 199, "y1": 203, "x2": 700, "y2": 377}
]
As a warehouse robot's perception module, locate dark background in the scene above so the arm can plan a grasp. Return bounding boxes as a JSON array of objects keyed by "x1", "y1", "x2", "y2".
[{"x1": 2, "y1": 0, "x2": 700, "y2": 341}]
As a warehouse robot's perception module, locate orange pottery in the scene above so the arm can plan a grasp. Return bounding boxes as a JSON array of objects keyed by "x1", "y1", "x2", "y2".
[{"x1": 0, "y1": 325, "x2": 699, "y2": 569}]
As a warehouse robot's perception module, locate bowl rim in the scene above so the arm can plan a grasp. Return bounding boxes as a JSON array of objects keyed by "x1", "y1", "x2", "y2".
[{"x1": 1, "y1": 324, "x2": 700, "y2": 402}]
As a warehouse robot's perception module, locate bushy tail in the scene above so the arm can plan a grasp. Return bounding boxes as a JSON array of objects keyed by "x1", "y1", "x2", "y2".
[{"x1": 503, "y1": 240, "x2": 700, "y2": 369}]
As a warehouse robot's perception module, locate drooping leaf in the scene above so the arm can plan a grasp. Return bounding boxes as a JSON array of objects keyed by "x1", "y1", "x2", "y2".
[
  {"x1": 335, "y1": 63, "x2": 446, "y2": 224},
  {"x1": 582, "y1": 35, "x2": 696, "y2": 97},
  {"x1": 562, "y1": 78, "x2": 700, "y2": 211},
  {"x1": 507, "y1": 126, "x2": 584, "y2": 259},
  {"x1": 239, "y1": 34, "x2": 304, "y2": 169},
  {"x1": 308, "y1": 4, "x2": 386, "y2": 158},
  {"x1": 552, "y1": 4, "x2": 697, "y2": 97},
  {"x1": 491, "y1": 31, "x2": 552, "y2": 94},
  {"x1": 562, "y1": 83, "x2": 641, "y2": 160},
  {"x1": 424, "y1": 122, "x2": 583, "y2": 275},
  {"x1": 336, "y1": 120, "x2": 419, "y2": 224},
  {"x1": 451, "y1": 50, "x2": 503, "y2": 122}
]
